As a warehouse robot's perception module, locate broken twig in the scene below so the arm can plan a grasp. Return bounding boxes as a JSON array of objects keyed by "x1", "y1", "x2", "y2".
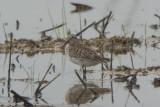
[
  {"x1": 38, "y1": 73, "x2": 61, "y2": 92},
  {"x1": 95, "y1": 11, "x2": 113, "y2": 38},
  {"x1": 130, "y1": 52, "x2": 134, "y2": 69},
  {"x1": 62, "y1": 21, "x2": 95, "y2": 49},
  {"x1": 110, "y1": 40, "x2": 114, "y2": 70},
  {"x1": 74, "y1": 21, "x2": 96, "y2": 38},
  {"x1": 127, "y1": 70, "x2": 139, "y2": 86},
  {"x1": 35, "y1": 63, "x2": 53, "y2": 94},
  {"x1": 75, "y1": 70, "x2": 98, "y2": 95},
  {"x1": 129, "y1": 89, "x2": 140, "y2": 103},
  {"x1": 40, "y1": 23, "x2": 65, "y2": 35},
  {"x1": 75, "y1": 70, "x2": 87, "y2": 88}
]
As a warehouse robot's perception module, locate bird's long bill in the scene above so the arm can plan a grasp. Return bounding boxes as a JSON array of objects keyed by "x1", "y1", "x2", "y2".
[
  {"x1": 62, "y1": 39, "x2": 69, "y2": 49},
  {"x1": 61, "y1": 34, "x2": 76, "y2": 49}
]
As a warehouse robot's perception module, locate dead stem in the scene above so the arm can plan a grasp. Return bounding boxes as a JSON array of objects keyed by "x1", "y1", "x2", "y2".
[
  {"x1": 127, "y1": 70, "x2": 139, "y2": 86},
  {"x1": 110, "y1": 75, "x2": 114, "y2": 103},
  {"x1": 102, "y1": 11, "x2": 112, "y2": 34},
  {"x1": 95, "y1": 15, "x2": 109, "y2": 26},
  {"x1": 154, "y1": 14, "x2": 160, "y2": 19},
  {"x1": 100, "y1": 42, "x2": 104, "y2": 70},
  {"x1": 75, "y1": 70, "x2": 98, "y2": 95},
  {"x1": 110, "y1": 40, "x2": 114, "y2": 70},
  {"x1": 62, "y1": 21, "x2": 95, "y2": 49},
  {"x1": 38, "y1": 73, "x2": 61, "y2": 92},
  {"x1": 95, "y1": 11, "x2": 113, "y2": 38},
  {"x1": 74, "y1": 21, "x2": 96, "y2": 37},
  {"x1": 35, "y1": 63, "x2": 53, "y2": 94},
  {"x1": 129, "y1": 89, "x2": 140, "y2": 103},
  {"x1": 40, "y1": 23, "x2": 65, "y2": 35},
  {"x1": 75, "y1": 70, "x2": 87, "y2": 88},
  {"x1": 130, "y1": 52, "x2": 134, "y2": 69},
  {"x1": 8, "y1": 32, "x2": 13, "y2": 97},
  {"x1": 131, "y1": 31, "x2": 135, "y2": 39}
]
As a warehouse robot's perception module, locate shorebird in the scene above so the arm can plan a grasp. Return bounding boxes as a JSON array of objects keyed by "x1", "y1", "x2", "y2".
[{"x1": 64, "y1": 34, "x2": 110, "y2": 79}]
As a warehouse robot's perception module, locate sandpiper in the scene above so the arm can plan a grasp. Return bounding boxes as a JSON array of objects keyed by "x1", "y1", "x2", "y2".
[{"x1": 64, "y1": 34, "x2": 110, "y2": 79}]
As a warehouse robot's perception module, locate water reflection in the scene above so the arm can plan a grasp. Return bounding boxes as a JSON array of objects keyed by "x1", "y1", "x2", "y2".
[{"x1": 65, "y1": 83, "x2": 110, "y2": 105}]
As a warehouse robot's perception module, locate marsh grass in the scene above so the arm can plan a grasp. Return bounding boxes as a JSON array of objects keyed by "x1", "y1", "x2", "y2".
[
  {"x1": 47, "y1": 7, "x2": 59, "y2": 38},
  {"x1": 52, "y1": 0, "x2": 69, "y2": 39},
  {"x1": 121, "y1": 24, "x2": 128, "y2": 37},
  {"x1": 47, "y1": 3, "x2": 68, "y2": 39},
  {"x1": 62, "y1": 0, "x2": 68, "y2": 36},
  {"x1": 62, "y1": 54, "x2": 66, "y2": 73}
]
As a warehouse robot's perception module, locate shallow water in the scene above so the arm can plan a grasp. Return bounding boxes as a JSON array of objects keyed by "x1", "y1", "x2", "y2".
[{"x1": 1, "y1": 0, "x2": 160, "y2": 106}]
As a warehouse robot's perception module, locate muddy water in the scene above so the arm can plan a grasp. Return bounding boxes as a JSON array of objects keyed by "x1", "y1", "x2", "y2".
[{"x1": 1, "y1": 0, "x2": 160, "y2": 107}]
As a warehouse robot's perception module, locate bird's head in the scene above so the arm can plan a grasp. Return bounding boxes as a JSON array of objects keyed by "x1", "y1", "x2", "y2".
[
  {"x1": 61, "y1": 34, "x2": 78, "y2": 50},
  {"x1": 68, "y1": 34, "x2": 78, "y2": 45}
]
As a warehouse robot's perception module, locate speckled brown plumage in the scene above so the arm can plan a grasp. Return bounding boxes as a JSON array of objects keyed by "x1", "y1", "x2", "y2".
[{"x1": 66, "y1": 35, "x2": 110, "y2": 68}]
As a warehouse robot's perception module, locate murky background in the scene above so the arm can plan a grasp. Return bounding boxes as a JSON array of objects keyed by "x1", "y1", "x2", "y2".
[{"x1": 0, "y1": 0, "x2": 160, "y2": 107}]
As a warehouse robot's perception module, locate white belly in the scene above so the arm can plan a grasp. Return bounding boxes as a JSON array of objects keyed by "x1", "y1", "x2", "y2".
[{"x1": 69, "y1": 56, "x2": 99, "y2": 68}]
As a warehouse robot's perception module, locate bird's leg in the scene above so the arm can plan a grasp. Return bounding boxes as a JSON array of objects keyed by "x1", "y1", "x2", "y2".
[
  {"x1": 80, "y1": 67, "x2": 83, "y2": 71},
  {"x1": 83, "y1": 67, "x2": 87, "y2": 81},
  {"x1": 101, "y1": 63, "x2": 105, "y2": 70},
  {"x1": 104, "y1": 62, "x2": 109, "y2": 70}
]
